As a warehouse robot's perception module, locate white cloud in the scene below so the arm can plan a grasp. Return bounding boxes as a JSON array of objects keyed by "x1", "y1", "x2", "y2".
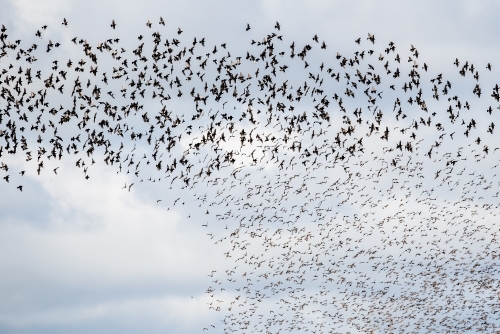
[
  {"x1": 0, "y1": 160, "x2": 224, "y2": 284},
  {"x1": 8, "y1": 0, "x2": 72, "y2": 33},
  {"x1": 0, "y1": 294, "x2": 215, "y2": 331},
  {"x1": 0, "y1": 158, "x2": 226, "y2": 333}
]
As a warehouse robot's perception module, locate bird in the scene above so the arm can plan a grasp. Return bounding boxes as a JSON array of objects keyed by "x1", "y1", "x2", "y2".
[
  {"x1": 367, "y1": 32, "x2": 375, "y2": 43},
  {"x1": 0, "y1": 19, "x2": 498, "y2": 333}
]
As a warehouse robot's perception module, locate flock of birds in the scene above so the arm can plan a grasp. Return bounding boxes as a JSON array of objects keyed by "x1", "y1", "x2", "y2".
[{"x1": 1, "y1": 18, "x2": 500, "y2": 333}]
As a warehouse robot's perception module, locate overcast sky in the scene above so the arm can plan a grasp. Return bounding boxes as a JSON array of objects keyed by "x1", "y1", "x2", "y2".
[{"x1": 1, "y1": 0, "x2": 500, "y2": 333}]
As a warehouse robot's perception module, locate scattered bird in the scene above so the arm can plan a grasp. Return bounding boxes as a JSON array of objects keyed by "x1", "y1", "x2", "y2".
[{"x1": 0, "y1": 19, "x2": 498, "y2": 333}]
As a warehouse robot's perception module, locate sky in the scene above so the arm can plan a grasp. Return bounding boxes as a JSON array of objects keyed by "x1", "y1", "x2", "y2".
[{"x1": 1, "y1": 0, "x2": 500, "y2": 333}]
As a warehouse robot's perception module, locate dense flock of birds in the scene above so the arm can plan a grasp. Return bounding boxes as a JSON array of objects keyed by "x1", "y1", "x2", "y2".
[{"x1": 1, "y1": 18, "x2": 500, "y2": 333}]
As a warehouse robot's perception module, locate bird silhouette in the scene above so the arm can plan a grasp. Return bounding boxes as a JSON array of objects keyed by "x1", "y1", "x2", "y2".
[{"x1": 0, "y1": 19, "x2": 498, "y2": 333}]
